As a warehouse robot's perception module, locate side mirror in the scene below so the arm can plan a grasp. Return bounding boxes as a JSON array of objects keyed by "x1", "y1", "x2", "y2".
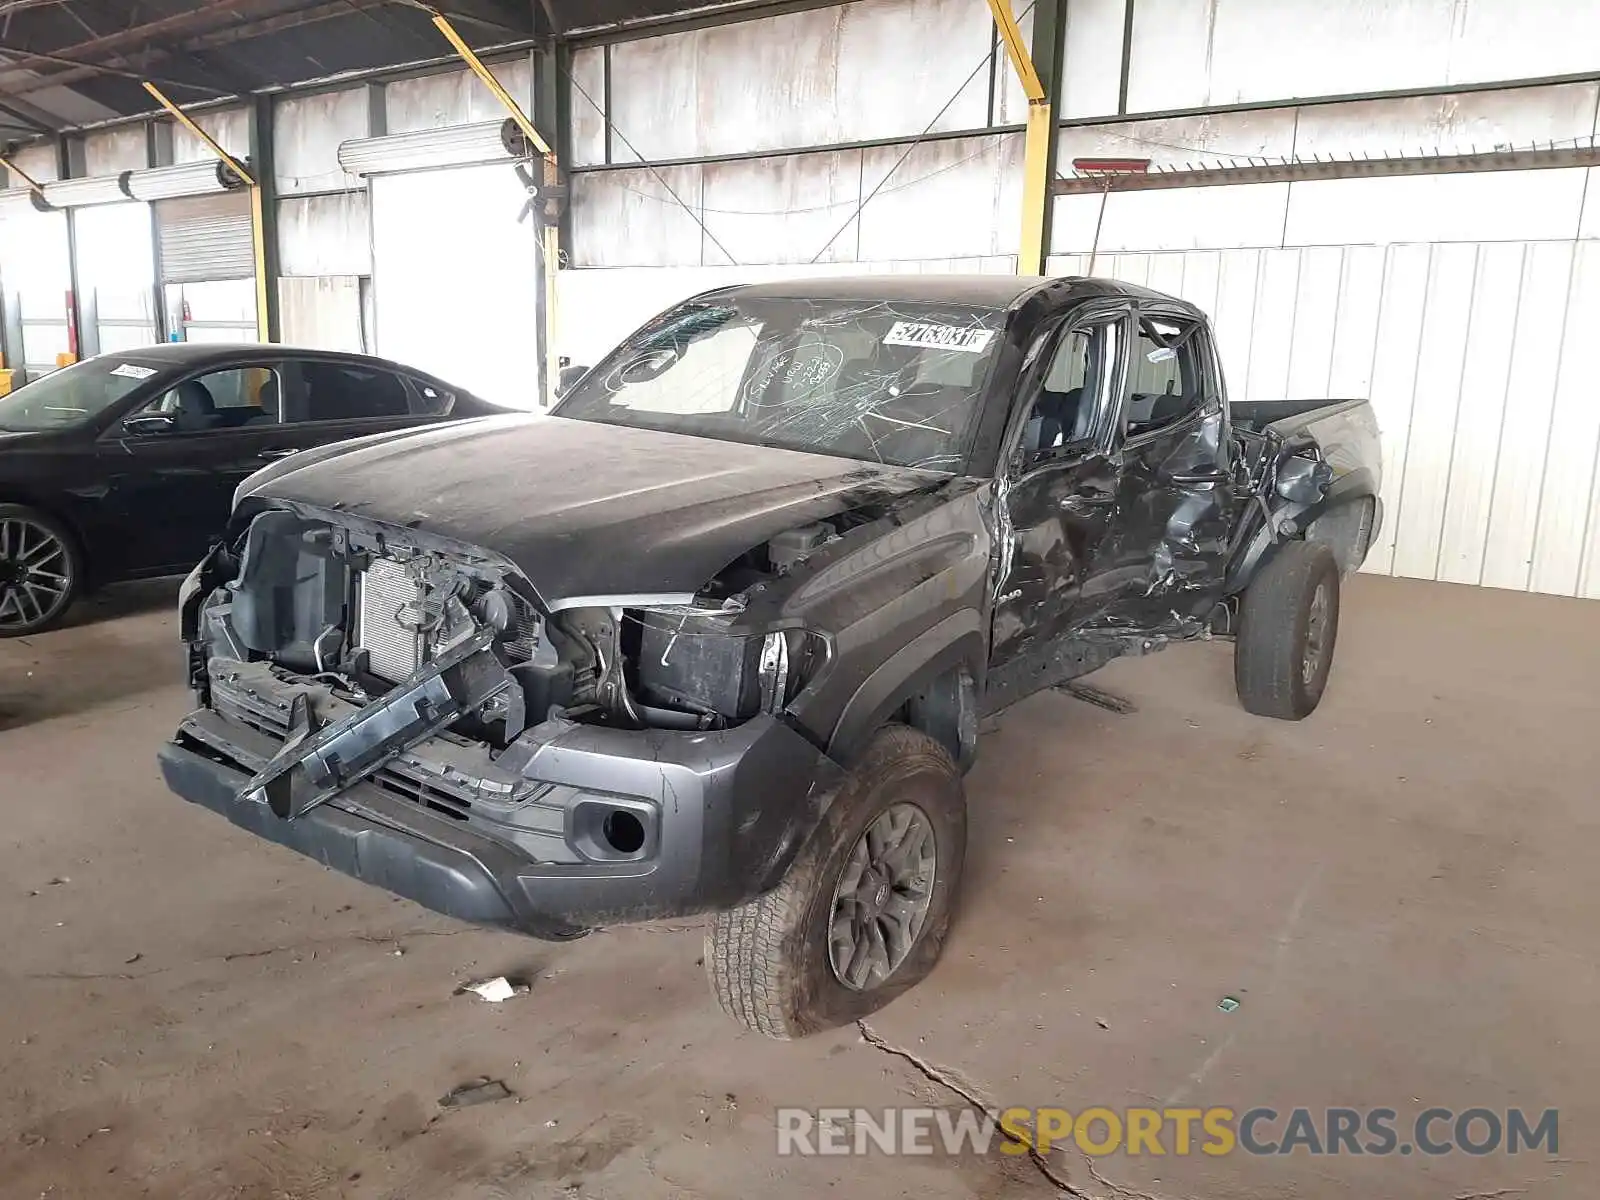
[
  {"x1": 1275, "y1": 455, "x2": 1333, "y2": 504},
  {"x1": 556, "y1": 364, "x2": 590, "y2": 398},
  {"x1": 122, "y1": 413, "x2": 177, "y2": 437}
]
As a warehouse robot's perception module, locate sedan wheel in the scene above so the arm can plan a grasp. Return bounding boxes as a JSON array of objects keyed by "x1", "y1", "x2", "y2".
[{"x1": 0, "y1": 508, "x2": 80, "y2": 636}]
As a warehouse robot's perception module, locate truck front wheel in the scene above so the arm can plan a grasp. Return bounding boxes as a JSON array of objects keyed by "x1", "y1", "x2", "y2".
[
  {"x1": 705, "y1": 724, "x2": 966, "y2": 1039},
  {"x1": 1233, "y1": 540, "x2": 1341, "y2": 720}
]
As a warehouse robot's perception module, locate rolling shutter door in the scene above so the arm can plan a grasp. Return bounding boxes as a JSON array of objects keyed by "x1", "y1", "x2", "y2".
[{"x1": 156, "y1": 192, "x2": 253, "y2": 282}]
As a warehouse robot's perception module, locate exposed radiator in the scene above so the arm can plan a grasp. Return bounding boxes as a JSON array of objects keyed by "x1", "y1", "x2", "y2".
[{"x1": 357, "y1": 557, "x2": 424, "y2": 682}]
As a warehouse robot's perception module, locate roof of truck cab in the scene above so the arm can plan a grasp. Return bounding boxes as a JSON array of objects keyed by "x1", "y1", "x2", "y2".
[{"x1": 707, "y1": 274, "x2": 1186, "y2": 309}]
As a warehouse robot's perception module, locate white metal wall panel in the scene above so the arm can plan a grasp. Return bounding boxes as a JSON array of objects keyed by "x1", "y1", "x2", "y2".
[
  {"x1": 604, "y1": 0, "x2": 993, "y2": 162},
  {"x1": 7, "y1": 143, "x2": 58, "y2": 184},
  {"x1": 699, "y1": 149, "x2": 861, "y2": 266},
  {"x1": 1056, "y1": 109, "x2": 1298, "y2": 172},
  {"x1": 82, "y1": 126, "x2": 147, "y2": 176},
  {"x1": 1059, "y1": 0, "x2": 1127, "y2": 119},
  {"x1": 370, "y1": 164, "x2": 540, "y2": 408},
  {"x1": 1291, "y1": 83, "x2": 1600, "y2": 161},
  {"x1": 1047, "y1": 236, "x2": 1600, "y2": 599},
  {"x1": 857, "y1": 133, "x2": 1021, "y2": 261},
  {"x1": 569, "y1": 47, "x2": 608, "y2": 168},
  {"x1": 1054, "y1": 181, "x2": 1291, "y2": 254},
  {"x1": 173, "y1": 106, "x2": 249, "y2": 165},
  {"x1": 1283, "y1": 170, "x2": 1589, "y2": 247},
  {"x1": 572, "y1": 132, "x2": 1023, "y2": 268},
  {"x1": 280, "y1": 275, "x2": 364, "y2": 353},
  {"x1": 1480, "y1": 243, "x2": 1573, "y2": 591},
  {"x1": 1431, "y1": 244, "x2": 1524, "y2": 586},
  {"x1": 1530, "y1": 241, "x2": 1600, "y2": 596},
  {"x1": 275, "y1": 87, "x2": 370, "y2": 195},
  {"x1": 571, "y1": 165, "x2": 704, "y2": 267},
  {"x1": 1126, "y1": 0, "x2": 1600, "y2": 113},
  {"x1": 385, "y1": 60, "x2": 531, "y2": 136},
  {"x1": 278, "y1": 191, "x2": 371, "y2": 277},
  {"x1": 156, "y1": 192, "x2": 253, "y2": 282},
  {"x1": 1390, "y1": 244, "x2": 1478, "y2": 580}
]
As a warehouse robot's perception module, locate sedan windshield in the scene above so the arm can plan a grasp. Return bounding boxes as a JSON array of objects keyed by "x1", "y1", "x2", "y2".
[
  {"x1": 0, "y1": 357, "x2": 157, "y2": 432},
  {"x1": 553, "y1": 296, "x2": 1007, "y2": 472}
]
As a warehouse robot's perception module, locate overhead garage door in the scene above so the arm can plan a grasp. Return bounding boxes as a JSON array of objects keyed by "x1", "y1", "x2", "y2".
[
  {"x1": 73, "y1": 201, "x2": 157, "y2": 353},
  {"x1": 156, "y1": 192, "x2": 253, "y2": 282},
  {"x1": 369, "y1": 162, "x2": 541, "y2": 409}
]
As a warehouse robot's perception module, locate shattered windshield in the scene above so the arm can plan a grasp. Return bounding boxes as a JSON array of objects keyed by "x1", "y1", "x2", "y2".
[{"x1": 553, "y1": 296, "x2": 1007, "y2": 472}]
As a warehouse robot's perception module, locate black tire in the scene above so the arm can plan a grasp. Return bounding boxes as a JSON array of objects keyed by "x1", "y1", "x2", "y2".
[
  {"x1": 705, "y1": 724, "x2": 966, "y2": 1039},
  {"x1": 0, "y1": 504, "x2": 83, "y2": 637},
  {"x1": 1234, "y1": 539, "x2": 1340, "y2": 720}
]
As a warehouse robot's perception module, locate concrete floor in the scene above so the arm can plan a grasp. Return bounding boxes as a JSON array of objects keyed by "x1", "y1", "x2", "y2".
[{"x1": 1, "y1": 574, "x2": 1593, "y2": 1200}]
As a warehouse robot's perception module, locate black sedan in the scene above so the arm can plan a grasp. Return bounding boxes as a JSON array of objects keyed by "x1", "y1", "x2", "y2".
[{"x1": 0, "y1": 344, "x2": 504, "y2": 636}]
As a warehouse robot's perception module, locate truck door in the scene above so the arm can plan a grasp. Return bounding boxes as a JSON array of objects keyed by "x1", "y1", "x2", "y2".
[
  {"x1": 1099, "y1": 310, "x2": 1240, "y2": 629},
  {"x1": 988, "y1": 303, "x2": 1131, "y2": 689}
]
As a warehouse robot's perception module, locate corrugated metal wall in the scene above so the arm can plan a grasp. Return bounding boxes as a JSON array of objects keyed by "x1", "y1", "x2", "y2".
[{"x1": 1047, "y1": 242, "x2": 1600, "y2": 598}]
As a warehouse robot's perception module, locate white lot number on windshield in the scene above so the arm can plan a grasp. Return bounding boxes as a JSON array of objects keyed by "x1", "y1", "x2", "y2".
[{"x1": 882, "y1": 321, "x2": 996, "y2": 354}]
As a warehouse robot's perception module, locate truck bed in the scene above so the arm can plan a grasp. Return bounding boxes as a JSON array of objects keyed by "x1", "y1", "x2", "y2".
[{"x1": 1230, "y1": 398, "x2": 1369, "y2": 435}]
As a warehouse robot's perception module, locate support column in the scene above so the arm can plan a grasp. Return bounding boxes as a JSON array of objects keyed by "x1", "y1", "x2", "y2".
[
  {"x1": 989, "y1": 0, "x2": 1064, "y2": 275},
  {"x1": 249, "y1": 94, "x2": 281, "y2": 342}
]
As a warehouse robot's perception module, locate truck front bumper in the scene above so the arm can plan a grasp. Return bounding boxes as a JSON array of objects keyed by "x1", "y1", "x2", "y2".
[{"x1": 160, "y1": 708, "x2": 843, "y2": 939}]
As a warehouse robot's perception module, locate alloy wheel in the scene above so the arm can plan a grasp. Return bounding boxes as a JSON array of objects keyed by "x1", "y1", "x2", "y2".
[
  {"x1": 828, "y1": 801, "x2": 937, "y2": 991},
  {"x1": 0, "y1": 517, "x2": 74, "y2": 633}
]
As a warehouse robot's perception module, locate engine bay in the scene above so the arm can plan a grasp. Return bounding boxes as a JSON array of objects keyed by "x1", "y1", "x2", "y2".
[{"x1": 188, "y1": 504, "x2": 854, "y2": 750}]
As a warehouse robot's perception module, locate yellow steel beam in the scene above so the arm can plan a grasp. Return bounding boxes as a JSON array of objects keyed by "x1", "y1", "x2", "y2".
[
  {"x1": 143, "y1": 82, "x2": 272, "y2": 341},
  {"x1": 430, "y1": 13, "x2": 553, "y2": 159},
  {"x1": 142, "y1": 82, "x2": 254, "y2": 185},
  {"x1": 988, "y1": 0, "x2": 1051, "y2": 273},
  {"x1": 1018, "y1": 101, "x2": 1052, "y2": 274},
  {"x1": 0, "y1": 154, "x2": 45, "y2": 195},
  {"x1": 985, "y1": 0, "x2": 1045, "y2": 102}
]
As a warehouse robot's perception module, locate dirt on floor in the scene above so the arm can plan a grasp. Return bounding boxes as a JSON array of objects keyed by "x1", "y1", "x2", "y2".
[{"x1": 0, "y1": 573, "x2": 1594, "y2": 1200}]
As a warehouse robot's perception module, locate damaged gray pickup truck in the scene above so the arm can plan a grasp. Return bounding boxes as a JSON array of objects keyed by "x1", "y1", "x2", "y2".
[{"x1": 160, "y1": 276, "x2": 1381, "y2": 1038}]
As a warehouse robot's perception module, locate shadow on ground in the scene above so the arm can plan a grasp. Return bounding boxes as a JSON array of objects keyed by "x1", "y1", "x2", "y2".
[{"x1": 0, "y1": 578, "x2": 181, "y2": 730}]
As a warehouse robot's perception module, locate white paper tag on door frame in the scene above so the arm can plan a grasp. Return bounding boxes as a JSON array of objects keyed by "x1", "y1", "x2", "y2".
[{"x1": 882, "y1": 321, "x2": 996, "y2": 354}]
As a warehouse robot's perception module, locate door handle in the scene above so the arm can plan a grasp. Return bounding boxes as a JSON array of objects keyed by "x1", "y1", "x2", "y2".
[{"x1": 258, "y1": 448, "x2": 299, "y2": 460}]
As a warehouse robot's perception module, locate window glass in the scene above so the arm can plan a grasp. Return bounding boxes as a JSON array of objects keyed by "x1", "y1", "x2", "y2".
[
  {"x1": 298, "y1": 362, "x2": 410, "y2": 422},
  {"x1": 0, "y1": 358, "x2": 150, "y2": 432},
  {"x1": 143, "y1": 367, "x2": 281, "y2": 432},
  {"x1": 1018, "y1": 319, "x2": 1122, "y2": 462},
  {"x1": 1125, "y1": 317, "x2": 1203, "y2": 437},
  {"x1": 409, "y1": 378, "x2": 456, "y2": 416}
]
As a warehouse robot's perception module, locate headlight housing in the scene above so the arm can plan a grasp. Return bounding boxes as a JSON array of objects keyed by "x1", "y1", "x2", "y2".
[{"x1": 626, "y1": 605, "x2": 826, "y2": 725}]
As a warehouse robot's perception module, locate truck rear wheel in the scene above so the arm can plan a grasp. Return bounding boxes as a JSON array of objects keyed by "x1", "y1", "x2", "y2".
[
  {"x1": 705, "y1": 724, "x2": 966, "y2": 1039},
  {"x1": 1234, "y1": 539, "x2": 1340, "y2": 720}
]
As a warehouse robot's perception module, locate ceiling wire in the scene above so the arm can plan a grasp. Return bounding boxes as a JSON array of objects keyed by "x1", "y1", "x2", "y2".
[
  {"x1": 564, "y1": 62, "x2": 740, "y2": 266},
  {"x1": 604, "y1": 141, "x2": 997, "y2": 217},
  {"x1": 807, "y1": 0, "x2": 1037, "y2": 264},
  {"x1": 561, "y1": 2, "x2": 1038, "y2": 264}
]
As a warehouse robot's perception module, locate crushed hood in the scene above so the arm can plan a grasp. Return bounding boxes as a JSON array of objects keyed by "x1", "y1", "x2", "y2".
[{"x1": 243, "y1": 414, "x2": 945, "y2": 604}]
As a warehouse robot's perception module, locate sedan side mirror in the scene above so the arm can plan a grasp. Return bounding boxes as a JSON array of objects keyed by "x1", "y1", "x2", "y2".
[{"x1": 122, "y1": 413, "x2": 177, "y2": 437}]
